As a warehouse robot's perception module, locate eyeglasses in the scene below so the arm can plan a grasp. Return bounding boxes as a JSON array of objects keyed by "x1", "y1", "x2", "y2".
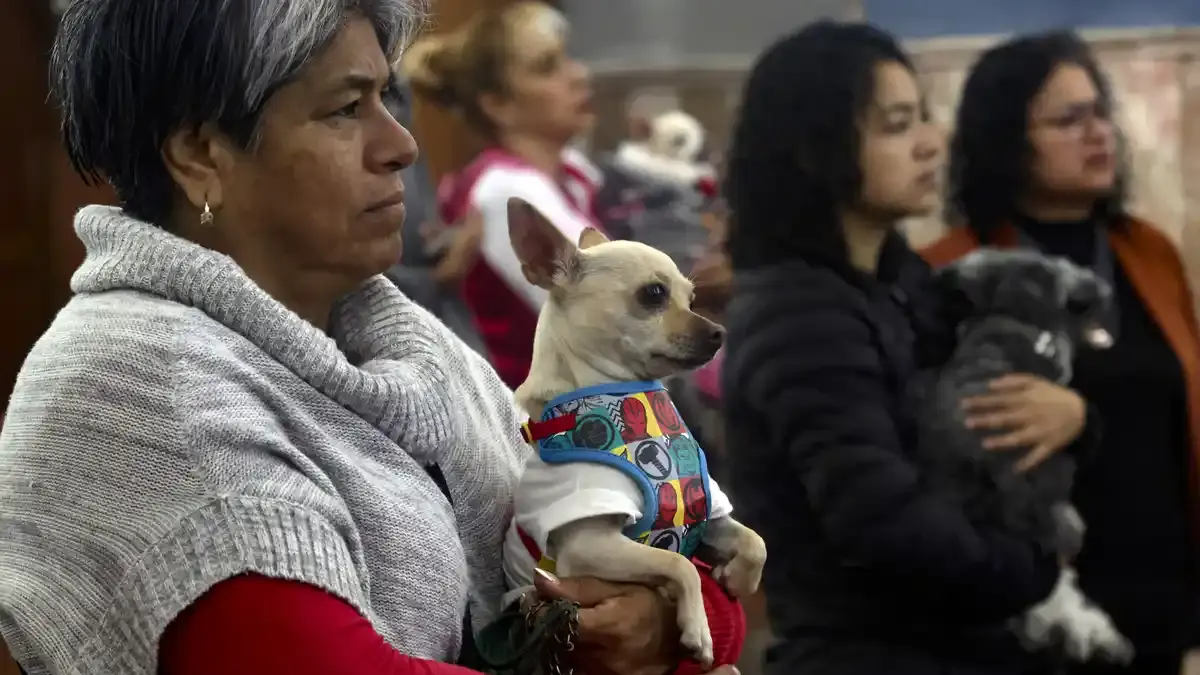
[{"x1": 1031, "y1": 100, "x2": 1112, "y2": 135}]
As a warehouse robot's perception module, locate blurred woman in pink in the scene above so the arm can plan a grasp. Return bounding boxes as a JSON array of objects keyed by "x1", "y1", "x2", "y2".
[{"x1": 404, "y1": 2, "x2": 600, "y2": 388}]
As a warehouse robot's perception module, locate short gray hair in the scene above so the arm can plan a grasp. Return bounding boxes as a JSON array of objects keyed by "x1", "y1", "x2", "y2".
[{"x1": 50, "y1": 0, "x2": 428, "y2": 224}]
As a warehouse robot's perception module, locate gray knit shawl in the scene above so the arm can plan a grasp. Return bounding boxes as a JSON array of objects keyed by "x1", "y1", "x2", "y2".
[{"x1": 0, "y1": 206, "x2": 527, "y2": 675}]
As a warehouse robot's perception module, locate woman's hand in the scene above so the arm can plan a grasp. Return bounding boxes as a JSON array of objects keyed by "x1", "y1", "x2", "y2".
[
  {"x1": 532, "y1": 569, "x2": 737, "y2": 675},
  {"x1": 961, "y1": 374, "x2": 1086, "y2": 472}
]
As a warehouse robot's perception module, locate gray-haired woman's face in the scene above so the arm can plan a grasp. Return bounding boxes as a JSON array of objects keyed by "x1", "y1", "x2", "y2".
[{"x1": 167, "y1": 15, "x2": 418, "y2": 289}]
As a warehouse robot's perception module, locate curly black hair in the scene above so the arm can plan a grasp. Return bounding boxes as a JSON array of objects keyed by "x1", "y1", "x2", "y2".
[
  {"x1": 724, "y1": 20, "x2": 914, "y2": 271},
  {"x1": 946, "y1": 30, "x2": 1128, "y2": 242}
]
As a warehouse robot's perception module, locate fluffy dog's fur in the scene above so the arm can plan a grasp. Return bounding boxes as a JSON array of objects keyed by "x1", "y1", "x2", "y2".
[
  {"x1": 506, "y1": 198, "x2": 766, "y2": 665},
  {"x1": 614, "y1": 110, "x2": 715, "y2": 188},
  {"x1": 914, "y1": 248, "x2": 1131, "y2": 663}
]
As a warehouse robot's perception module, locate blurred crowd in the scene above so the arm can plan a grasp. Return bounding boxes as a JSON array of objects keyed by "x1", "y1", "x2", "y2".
[{"x1": 389, "y1": 5, "x2": 1200, "y2": 675}]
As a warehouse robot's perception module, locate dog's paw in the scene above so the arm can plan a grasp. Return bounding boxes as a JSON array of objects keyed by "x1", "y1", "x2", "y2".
[
  {"x1": 1021, "y1": 602, "x2": 1065, "y2": 649},
  {"x1": 1061, "y1": 604, "x2": 1134, "y2": 665},
  {"x1": 680, "y1": 624, "x2": 714, "y2": 667},
  {"x1": 713, "y1": 553, "x2": 764, "y2": 599},
  {"x1": 1094, "y1": 634, "x2": 1135, "y2": 666}
]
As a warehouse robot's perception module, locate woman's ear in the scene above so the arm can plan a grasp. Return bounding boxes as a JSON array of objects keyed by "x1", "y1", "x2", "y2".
[
  {"x1": 479, "y1": 91, "x2": 515, "y2": 133},
  {"x1": 161, "y1": 122, "x2": 232, "y2": 213}
]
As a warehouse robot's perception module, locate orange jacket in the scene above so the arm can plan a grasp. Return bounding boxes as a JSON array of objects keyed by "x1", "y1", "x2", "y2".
[{"x1": 921, "y1": 219, "x2": 1200, "y2": 538}]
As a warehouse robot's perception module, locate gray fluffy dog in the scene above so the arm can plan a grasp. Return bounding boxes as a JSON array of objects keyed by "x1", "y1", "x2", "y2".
[{"x1": 913, "y1": 248, "x2": 1132, "y2": 664}]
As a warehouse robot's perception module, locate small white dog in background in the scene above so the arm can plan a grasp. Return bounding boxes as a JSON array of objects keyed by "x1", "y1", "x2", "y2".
[
  {"x1": 501, "y1": 198, "x2": 766, "y2": 666},
  {"x1": 614, "y1": 110, "x2": 716, "y2": 188}
]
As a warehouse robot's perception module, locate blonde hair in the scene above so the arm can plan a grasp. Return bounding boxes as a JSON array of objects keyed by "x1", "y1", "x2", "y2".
[{"x1": 401, "y1": 1, "x2": 565, "y2": 134}]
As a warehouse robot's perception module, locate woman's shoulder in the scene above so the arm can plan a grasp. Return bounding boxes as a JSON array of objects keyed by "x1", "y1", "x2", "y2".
[
  {"x1": 561, "y1": 145, "x2": 603, "y2": 187},
  {"x1": 1118, "y1": 216, "x2": 1186, "y2": 259},
  {"x1": 26, "y1": 289, "x2": 268, "y2": 385},
  {"x1": 917, "y1": 226, "x2": 982, "y2": 268},
  {"x1": 735, "y1": 257, "x2": 857, "y2": 294},
  {"x1": 730, "y1": 258, "x2": 874, "y2": 323},
  {"x1": 727, "y1": 260, "x2": 878, "y2": 366},
  {"x1": 465, "y1": 157, "x2": 593, "y2": 242},
  {"x1": 0, "y1": 291, "x2": 368, "y2": 674},
  {"x1": 24, "y1": 289, "x2": 205, "y2": 386},
  {"x1": 12, "y1": 289, "x2": 320, "y2": 451},
  {"x1": 471, "y1": 160, "x2": 564, "y2": 208}
]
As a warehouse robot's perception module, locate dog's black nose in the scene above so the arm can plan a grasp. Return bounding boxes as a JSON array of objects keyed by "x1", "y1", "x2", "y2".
[{"x1": 707, "y1": 324, "x2": 726, "y2": 347}]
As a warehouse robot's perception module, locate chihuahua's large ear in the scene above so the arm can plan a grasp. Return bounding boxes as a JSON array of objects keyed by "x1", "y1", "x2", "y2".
[
  {"x1": 578, "y1": 228, "x2": 609, "y2": 250},
  {"x1": 508, "y1": 198, "x2": 577, "y2": 289}
]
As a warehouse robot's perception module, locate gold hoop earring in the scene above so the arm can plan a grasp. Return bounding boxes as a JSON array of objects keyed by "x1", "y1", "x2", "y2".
[{"x1": 200, "y1": 201, "x2": 214, "y2": 226}]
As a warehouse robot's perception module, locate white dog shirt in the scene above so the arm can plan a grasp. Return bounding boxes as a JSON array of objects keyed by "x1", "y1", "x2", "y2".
[{"x1": 502, "y1": 380, "x2": 733, "y2": 590}]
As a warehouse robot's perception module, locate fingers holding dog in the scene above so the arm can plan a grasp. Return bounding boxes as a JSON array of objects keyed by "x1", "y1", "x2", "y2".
[
  {"x1": 532, "y1": 569, "x2": 681, "y2": 675},
  {"x1": 961, "y1": 374, "x2": 1087, "y2": 471},
  {"x1": 982, "y1": 373, "x2": 1041, "y2": 392}
]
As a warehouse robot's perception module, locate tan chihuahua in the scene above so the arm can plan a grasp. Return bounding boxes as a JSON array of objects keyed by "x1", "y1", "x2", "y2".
[{"x1": 501, "y1": 197, "x2": 767, "y2": 666}]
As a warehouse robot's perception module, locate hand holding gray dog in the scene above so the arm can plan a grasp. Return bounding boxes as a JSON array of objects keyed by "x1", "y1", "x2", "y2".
[{"x1": 962, "y1": 373, "x2": 1087, "y2": 472}]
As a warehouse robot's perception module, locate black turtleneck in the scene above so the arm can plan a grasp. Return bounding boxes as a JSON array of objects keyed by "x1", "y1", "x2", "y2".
[{"x1": 1016, "y1": 214, "x2": 1197, "y2": 666}]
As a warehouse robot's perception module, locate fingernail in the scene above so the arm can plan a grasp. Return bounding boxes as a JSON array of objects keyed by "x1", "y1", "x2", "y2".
[{"x1": 534, "y1": 568, "x2": 559, "y2": 583}]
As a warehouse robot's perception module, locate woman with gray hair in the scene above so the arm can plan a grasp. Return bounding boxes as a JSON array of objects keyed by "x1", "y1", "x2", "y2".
[{"x1": 0, "y1": 2, "x2": 739, "y2": 674}]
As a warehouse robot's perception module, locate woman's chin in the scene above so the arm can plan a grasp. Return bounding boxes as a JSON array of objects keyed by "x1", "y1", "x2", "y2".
[
  {"x1": 572, "y1": 112, "x2": 597, "y2": 136},
  {"x1": 362, "y1": 235, "x2": 404, "y2": 278},
  {"x1": 906, "y1": 196, "x2": 942, "y2": 218}
]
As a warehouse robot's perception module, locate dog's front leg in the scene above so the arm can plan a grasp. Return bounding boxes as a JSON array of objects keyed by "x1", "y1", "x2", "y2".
[
  {"x1": 701, "y1": 516, "x2": 767, "y2": 599},
  {"x1": 1051, "y1": 502, "x2": 1087, "y2": 560},
  {"x1": 550, "y1": 516, "x2": 713, "y2": 666}
]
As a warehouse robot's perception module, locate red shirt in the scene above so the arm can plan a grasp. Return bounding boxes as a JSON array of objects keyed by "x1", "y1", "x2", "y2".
[{"x1": 159, "y1": 563, "x2": 744, "y2": 675}]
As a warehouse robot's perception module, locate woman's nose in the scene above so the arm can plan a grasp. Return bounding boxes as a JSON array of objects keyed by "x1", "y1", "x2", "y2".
[
  {"x1": 377, "y1": 117, "x2": 419, "y2": 173},
  {"x1": 920, "y1": 122, "x2": 945, "y2": 158},
  {"x1": 1083, "y1": 116, "x2": 1114, "y2": 146},
  {"x1": 570, "y1": 58, "x2": 591, "y2": 88}
]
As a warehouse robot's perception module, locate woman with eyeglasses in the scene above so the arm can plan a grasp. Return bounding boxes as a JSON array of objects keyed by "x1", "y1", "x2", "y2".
[{"x1": 923, "y1": 31, "x2": 1200, "y2": 675}]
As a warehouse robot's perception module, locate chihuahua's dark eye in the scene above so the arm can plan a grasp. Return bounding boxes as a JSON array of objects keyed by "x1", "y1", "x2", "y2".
[{"x1": 637, "y1": 282, "x2": 670, "y2": 309}]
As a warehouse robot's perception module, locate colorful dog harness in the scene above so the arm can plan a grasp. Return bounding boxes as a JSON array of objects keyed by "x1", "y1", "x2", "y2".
[{"x1": 517, "y1": 381, "x2": 713, "y2": 571}]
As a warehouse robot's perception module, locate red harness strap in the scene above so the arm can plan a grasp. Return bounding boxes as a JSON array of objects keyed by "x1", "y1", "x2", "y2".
[{"x1": 519, "y1": 413, "x2": 577, "y2": 443}]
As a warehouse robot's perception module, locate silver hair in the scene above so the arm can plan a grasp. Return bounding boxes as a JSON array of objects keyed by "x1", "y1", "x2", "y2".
[{"x1": 50, "y1": 0, "x2": 428, "y2": 225}]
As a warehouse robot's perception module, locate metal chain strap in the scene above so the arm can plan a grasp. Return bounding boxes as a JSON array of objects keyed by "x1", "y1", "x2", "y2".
[{"x1": 525, "y1": 599, "x2": 580, "y2": 675}]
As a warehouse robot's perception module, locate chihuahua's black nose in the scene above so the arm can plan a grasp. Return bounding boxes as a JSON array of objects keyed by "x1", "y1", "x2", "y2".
[{"x1": 706, "y1": 324, "x2": 726, "y2": 348}]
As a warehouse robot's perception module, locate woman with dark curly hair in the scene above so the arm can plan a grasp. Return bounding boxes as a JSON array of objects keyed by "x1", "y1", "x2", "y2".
[
  {"x1": 721, "y1": 20, "x2": 1094, "y2": 675},
  {"x1": 923, "y1": 30, "x2": 1200, "y2": 675}
]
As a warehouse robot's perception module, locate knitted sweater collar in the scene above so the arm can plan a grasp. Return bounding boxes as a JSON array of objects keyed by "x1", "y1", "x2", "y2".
[{"x1": 71, "y1": 205, "x2": 453, "y2": 458}]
